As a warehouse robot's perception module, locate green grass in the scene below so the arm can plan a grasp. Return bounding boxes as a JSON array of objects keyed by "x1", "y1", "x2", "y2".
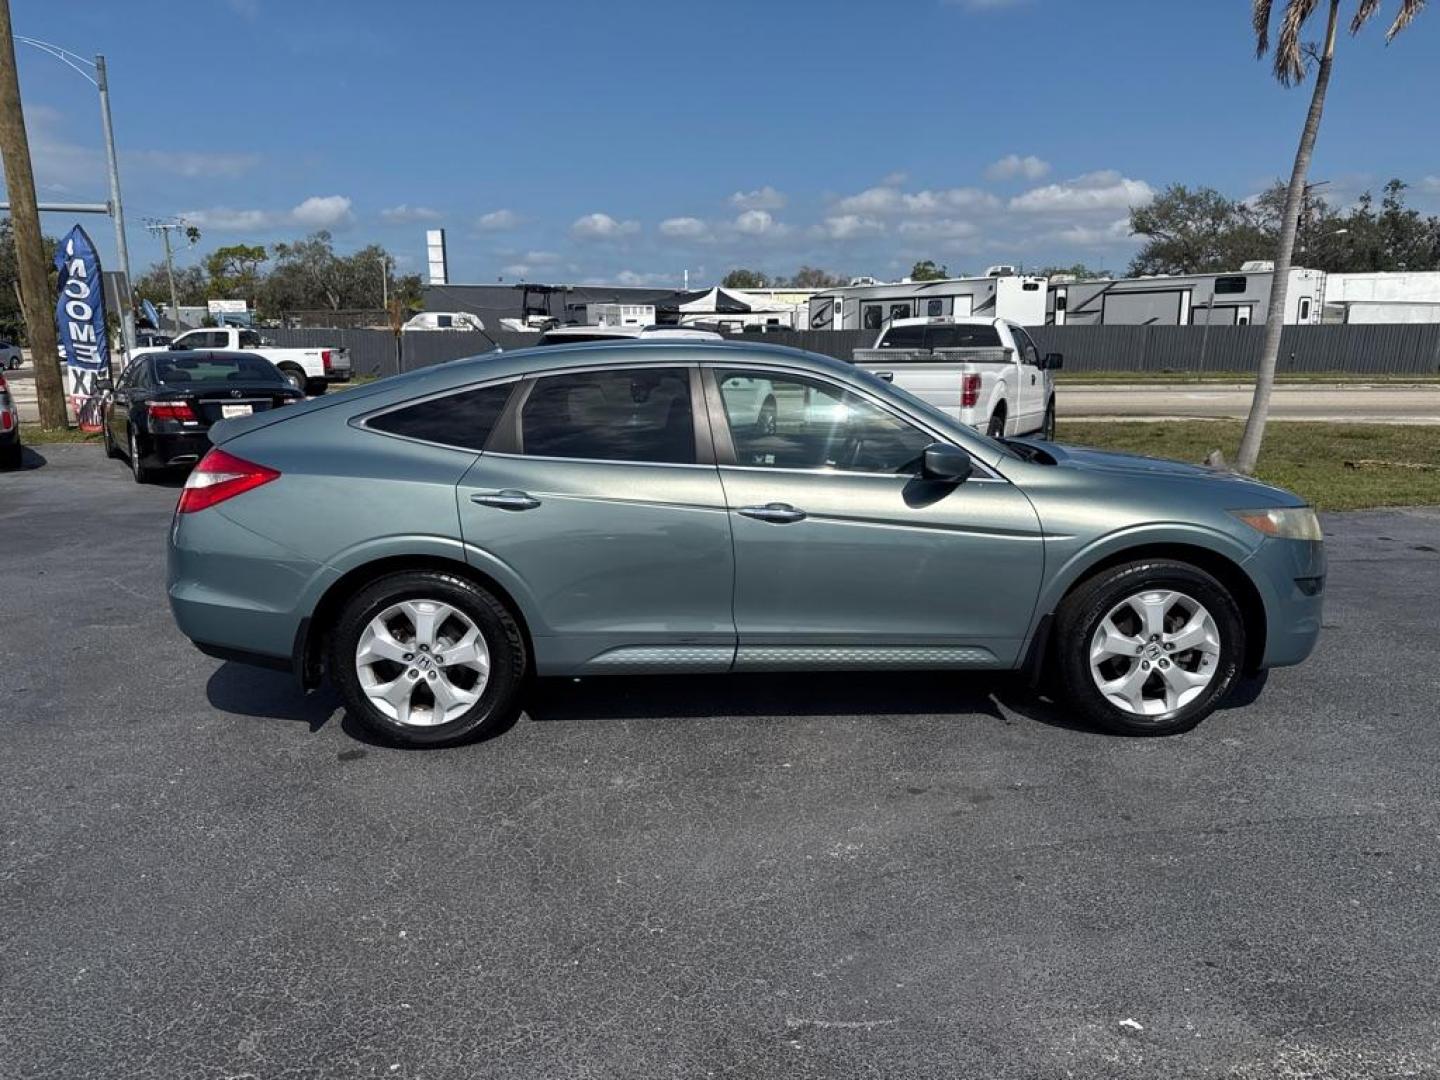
[
  {"x1": 1057, "y1": 420, "x2": 1440, "y2": 512},
  {"x1": 1057, "y1": 370, "x2": 1440, "y2": 385},
  {"x1": 18, "y1": 424, "x2": 103, "y2": 445}
]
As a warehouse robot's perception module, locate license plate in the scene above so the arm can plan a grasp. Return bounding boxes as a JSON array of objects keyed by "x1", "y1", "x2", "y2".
[{"x1": 221, "y1": 403, "x2": 253, "y2": 418}]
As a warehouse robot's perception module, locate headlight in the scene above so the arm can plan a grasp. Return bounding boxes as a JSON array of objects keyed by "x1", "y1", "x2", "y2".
[{"x1": 1231, "y1": 507, "x2": 1323, "y2": 541}]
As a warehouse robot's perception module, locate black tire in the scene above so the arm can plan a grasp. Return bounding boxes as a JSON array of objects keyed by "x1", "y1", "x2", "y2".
[
  {"x1": 128, "y1": 427, "x2": 152, "y2": 484},
  {"x1": 1053, "y1": 558, "x2": 1246, "y2": 736},
  {"x1": 757, "y1": 396, "x2": 777, "y2": 436},
  {"x1": 330, "y1": 571, "x2": 527, "y2": 748},
  {"x1": 987, "y1": 407, "x2": 1007, "y2": 439},
  {"x1": 0, "y1": 440, "x2": 21, "y2": 470},
  {"x1": 1041, "y1": 399, "x2": 1056, "y2": 441},
  {"x1": 304, "y1": 379, "x2": 328, "y2": 397},
  {"x1": 103, "y1": 412, "x2": 121, "y2": 459},
  {"x1": 277, "y1": 363, "x2": 305, "y2": 391}
]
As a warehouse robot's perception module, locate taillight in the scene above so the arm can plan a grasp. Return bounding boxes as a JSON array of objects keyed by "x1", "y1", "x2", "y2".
[
  {"x1": 1, "y1": 408, "x2": 11, "y2": 432},
  {"x1": 147, "y1": 400, "x2": 198, "y2": 422},
  {"x1": 961, "y1": 373, "x2": 982, "y2": 408},
  {"x1": 320, "y1": 349, "x2": 333, "y2": 373},
  {"x1": 177, "y1": 447, "x2": 279, "y2": 513}
]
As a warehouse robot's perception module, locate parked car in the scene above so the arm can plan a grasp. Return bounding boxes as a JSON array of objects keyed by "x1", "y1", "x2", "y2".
[
  {"x1": 852, "y1": 316, "x2": 1060, "y2": 439},
  {"x1": 0, "y1": 340, "x2": 22, "y2": 370},
  {"x1": 167, "y1": 340, "x2": 1324, "y2": 748},
  {"x1": 100, "y1": 350, "x2": 303, "y2": 483},
  {"x1": 130, "y1": 327, "x2": 350, "y2": 396},
  {"x1": 0, "y1": 372, "x2": 22, "y2": 468}
]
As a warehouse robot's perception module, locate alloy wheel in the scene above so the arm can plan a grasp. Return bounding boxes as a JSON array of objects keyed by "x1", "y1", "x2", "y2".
[
  {"x1": 1088, "y1": 589, "x2": 1220, "y2": 716},
  {"x1": 354, "y1": 599, "x2": 491, "y2": 727}
]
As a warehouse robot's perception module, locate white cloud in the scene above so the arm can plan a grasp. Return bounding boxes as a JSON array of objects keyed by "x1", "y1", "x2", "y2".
[
  {"x1": 1051, "y1": 218, "x2": 1134, "y2": 246},
  {"x1": 476, "y1": 208, "x2": 522, "y2": 231},
  {"x1": 1009, "y1": 170, "x2": 1154, "y2": 214},
  {"x1": 291, "y1": 194, "x2": 354, "y2": 228},
  {"x1": 984, "y1": 154, "x2": 1050, "y2": 182},
  {"x1": 814, "y1": 215, "x2": 886, "y2": 240},
  {"x1": 835, "y1": 183, "x2": 999, "y2": 216},
  {"x1": 898, "y1": 218, "x2": 978, "y2": 239},
  {"x1": 1422, "y1": 176, "x2": 1440, "y2": 194},
  {"x1": 180, "y1": 194, "x2": 355, "y2": 233},
  {"x1": 129, "y1": 149, "x2": 261, "y2": 178},
  {"x1": 733, "y1": 209, "x2": 788, "y2": 237},
  {"x1": 730, "y1": 186, "x2": 787, "y2": 211},
  {"x1": 660, "y1": 216, "x2": 711, "y2": 239},
  {"x1": 571, "y1": 212, "x2": 640, "y2": 240},
  {"x1": 615, "y1": 270, "x2": 675, "y2": 287},
  {"x1": 380, "y1": 204, "x2": 441, "y2": 223}
]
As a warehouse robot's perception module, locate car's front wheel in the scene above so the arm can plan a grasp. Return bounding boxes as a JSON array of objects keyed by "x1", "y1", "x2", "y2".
[
  {"x1": 1054, "y1": 559, "x2": 1246, "y2": 736},
  {"x1": 330, "y1": 571, "x2": 527, "y2": 747}
]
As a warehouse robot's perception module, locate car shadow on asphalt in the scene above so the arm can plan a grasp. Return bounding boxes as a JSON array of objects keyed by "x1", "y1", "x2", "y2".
[
  {"x1": 206, "y1": 662, "x2": 1271, "y2": 746},
  {"x1": 8, "y1": 445, "x2": 48, "y2": 471}
]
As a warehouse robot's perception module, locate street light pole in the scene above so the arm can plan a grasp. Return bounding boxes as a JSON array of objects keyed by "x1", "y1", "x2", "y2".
[
  {"x1": 13, "y1": 38, "x2": 137, "y2": 357},
  {"x1": 94, "y1": 55, "x2": 135, "y2": 356}
]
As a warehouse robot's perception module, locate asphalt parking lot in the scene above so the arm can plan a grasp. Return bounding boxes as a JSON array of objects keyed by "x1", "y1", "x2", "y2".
[{"x1": 4, "y1": 444, "x2": 1440, "y2": 1079}]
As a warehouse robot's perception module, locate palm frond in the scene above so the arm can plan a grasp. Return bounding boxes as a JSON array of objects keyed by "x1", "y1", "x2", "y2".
[
  {"x1": 1254, "y1": 0, "x2": 1275, "y2": 55},
  {"x1": 1350, "y1": 0, "x2": 1383, "y2": 32},
  {"x1": 1276, "y1": 0, "x2": 1321, "y2": 84},
  {"x1": 1387, "y1": 0, "x2": 1426, "y2": 39}
]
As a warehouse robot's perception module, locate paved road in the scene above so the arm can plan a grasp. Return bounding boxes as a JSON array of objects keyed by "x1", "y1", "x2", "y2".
[
  {"x1": 1058, "y1": 383, "x2": 1440, "y2": 424},
  {"x1": 4, "y1": 445, "x2": 1440, "y2": 1078}
]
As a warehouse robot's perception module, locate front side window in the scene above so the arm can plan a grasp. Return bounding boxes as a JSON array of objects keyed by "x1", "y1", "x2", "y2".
[
  {"x1": 520, "y1": 367, "x2": 695, "y2": 464},
  {"x1": 1010, "y1": 327, "x2": 1042, "y2": 366},
  {"x1": 238, "y1": 330, "x2": 264, "y2": 348},
  {"x1": 368, "y1": 382, "x2": 514, "y2": 451},
  {"x1": 716, "y1": 369, "x2": 931, "y2": 474}
]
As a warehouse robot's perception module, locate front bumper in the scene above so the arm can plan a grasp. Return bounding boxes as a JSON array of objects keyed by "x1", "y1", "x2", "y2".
[{"x1": 1245, "y1": 536, "x2": 1326, "y2": 669}]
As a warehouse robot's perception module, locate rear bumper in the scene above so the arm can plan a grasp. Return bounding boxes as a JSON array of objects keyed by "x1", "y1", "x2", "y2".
[
  {"x1": 147, "y1": 429, "x2": 212, "y2": 467},
  {"x1": 1245, "y1": 537, "x2": 1326, "y2": 669},
  {"x1": 167, "y1": 506, "x2": 329, "y2": 671}
]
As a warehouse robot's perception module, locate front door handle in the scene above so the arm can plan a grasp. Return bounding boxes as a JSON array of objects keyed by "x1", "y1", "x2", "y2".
[
  {"x1": 471, "y1": 489, "x2": 540, "y2": 511},
  {"x1": 738, "y1": 502, "x2": 807, "y2": 524},
  {"x1": 874, "y1": 371, "x2": 894, "y2": 382},
  {"x1": 1030, "y1": 373, "x2": 1037, "y2": 385}
]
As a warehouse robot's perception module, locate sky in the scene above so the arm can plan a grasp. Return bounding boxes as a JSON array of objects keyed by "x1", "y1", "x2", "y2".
[{"x1": 5, "y1": 0, "x2": 1440, "y2": 288}]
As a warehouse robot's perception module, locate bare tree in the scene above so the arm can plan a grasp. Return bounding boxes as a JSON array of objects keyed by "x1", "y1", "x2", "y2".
[{"x1": 1238, "y1": 0, "x2": 1426, "y2": 474}]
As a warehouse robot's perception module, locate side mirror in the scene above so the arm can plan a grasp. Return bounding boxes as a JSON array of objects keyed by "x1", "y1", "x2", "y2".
[
  {"x1": 921, "y1": 443, "x2": 974, "y2": 483},
  {"x1": 1044, "y1": 352, "x2": 1064, "y2": 370}
]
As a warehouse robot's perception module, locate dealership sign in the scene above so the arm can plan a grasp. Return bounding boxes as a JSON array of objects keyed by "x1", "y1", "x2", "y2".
[{"x1": 53, "y1": 225, "x2": 110, "y2": 431}]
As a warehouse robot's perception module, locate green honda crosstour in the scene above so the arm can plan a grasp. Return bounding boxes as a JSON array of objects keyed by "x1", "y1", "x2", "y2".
[{"x1": 167, "y1": 341, "x2": 1324, "y2": 747}]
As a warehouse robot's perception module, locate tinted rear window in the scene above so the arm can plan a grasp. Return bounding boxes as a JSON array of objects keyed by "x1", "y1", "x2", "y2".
[
  {"x1": 520, "y1": 367, "x2": 694, "y2": 464},
  {"x1": 877, "y1": 326, "x2": 927, "y2": 349},
  {"x1": 368, "y1": 383, "x2": 515, "y2": 450},
  {"x1": 154, "y1": 354, "x2": 285, "y2": 385},
  {"x1": 876, "y1": 324, "x2": 1003, "y2": 351}
]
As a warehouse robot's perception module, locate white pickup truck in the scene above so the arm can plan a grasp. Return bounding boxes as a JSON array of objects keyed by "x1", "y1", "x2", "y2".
[
  {"x1": 131, "y1": 327, "x2": 351, "y2": 395},
  {"x1": 852, "y1": 316, "x2": 1061, "y2": 439}
]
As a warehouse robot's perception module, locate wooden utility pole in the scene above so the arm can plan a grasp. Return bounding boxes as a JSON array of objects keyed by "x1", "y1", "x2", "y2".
[{"x1": 0, "y1": 0, "x2": 66, "y2": 429}]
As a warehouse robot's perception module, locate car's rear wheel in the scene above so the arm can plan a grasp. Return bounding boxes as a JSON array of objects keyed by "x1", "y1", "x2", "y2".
[
  {"x1": 277, "y1": 363, "x2": 305, "y2": 391},
  {"x1": 304, "y1": 379, "x2": 328, "y2": 397},
  {"x1": 0, "y1": 440, "x2": 20, "y2": 469},
  {"x1": 987, "y1": 406, "x2": 1007, "y2": 439},
  {"x1": 330, "y1": 571, "x2": 527, "y2": 747},
  {"x1": 1054, "y1": 559, "x2": 1245, "y2": 736},
  {"x1": 1041, "y1": 399, "x2": 1056, "y2": 441},
  {"x1": 128, "y1": 428, "x2": 152, "y2": 484}
]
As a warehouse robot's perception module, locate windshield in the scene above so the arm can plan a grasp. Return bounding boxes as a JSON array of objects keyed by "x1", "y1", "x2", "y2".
[
  {"x1": 154, "y1": 354, "x2": 286, "y2": 386},
  {"x1": 848, "y1": 366, "x2": 1020, "y2": 462}
]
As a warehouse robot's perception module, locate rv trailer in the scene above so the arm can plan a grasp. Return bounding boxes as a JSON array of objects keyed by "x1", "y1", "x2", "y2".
[
  {"x1": 807, "y1": 273, "x2": 1048, "y2": 331},
  {"x1": 1046, "y1": 267, "x2": 1325, "y2": 327}
]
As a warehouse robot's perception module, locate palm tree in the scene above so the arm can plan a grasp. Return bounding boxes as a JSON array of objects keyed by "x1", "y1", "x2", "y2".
[{"x1": 1237, "y1": 0, "x2": 1425, "y2": 475}]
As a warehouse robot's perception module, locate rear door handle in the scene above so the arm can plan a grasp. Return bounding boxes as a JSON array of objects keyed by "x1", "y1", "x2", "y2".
[
  {"x1": 738, "y1": 502, "x2": 807, "y2": 524},
  {"x1": 471, "y1": 489, "x2": 540, "y2": 511},
  {"x1": 874, "y1": 371, "x2": 894, "y2": 382}
]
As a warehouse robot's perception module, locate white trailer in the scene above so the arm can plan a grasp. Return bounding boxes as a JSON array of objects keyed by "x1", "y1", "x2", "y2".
[
  {"x1": 1046, "y1": 267, "x2": 1325, "y2": 327},
  {"x1": 1320, "y1": 271, "x2": 1440, "y2": 324},
  {"x1": 807, "y1": 274, "x2": 1048, "y2": 331}
]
